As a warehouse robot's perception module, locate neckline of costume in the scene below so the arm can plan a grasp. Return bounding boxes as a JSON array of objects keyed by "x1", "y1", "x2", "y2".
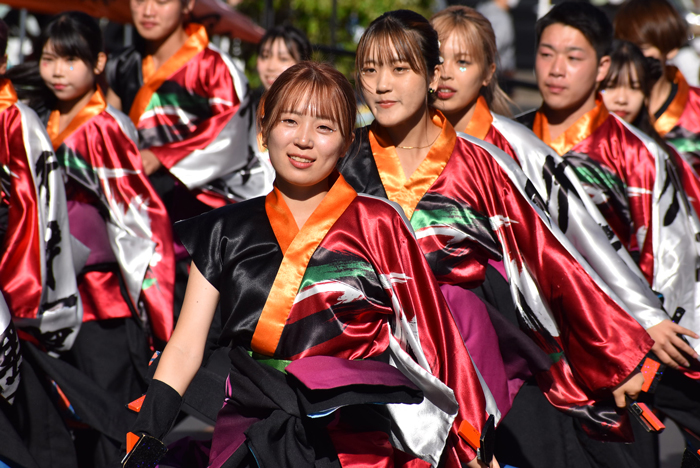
[
  {"x1": 0, "y1": 79, "x2": 18, "y2": 114},
  {"x1": 129, "y1": 23, "x2": 208, "y2": 126},
  {"x1": 654, "y1": 67, "x2": 689, "y2": 137},
  {"x1": 47, "y1": 87, "x2": 107, "y2": 150},
  {"x1": 463, "y1": 96, "x2": 493, "y2": 141},
  {"x1": 368, "y1": 110, "x2": 456, "y2": 220},
  {"x1": 253, "y1": 174, "x2": 357, "y2": 356},
  {"x1": 533, "y1": 95, "x2": 609, "y2": 156}
]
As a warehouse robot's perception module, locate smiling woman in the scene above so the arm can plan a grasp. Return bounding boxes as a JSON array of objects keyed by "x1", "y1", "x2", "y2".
[{"x1": 125, "y1": 61, "x2": 492, "y2": 468}]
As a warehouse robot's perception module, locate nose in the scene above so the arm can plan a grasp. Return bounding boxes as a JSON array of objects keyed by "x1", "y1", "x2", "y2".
[
  {"x1": 613, "y1": 87, "x2": 628, "y2": 104},
  {"x1": 294, "y1": 121, "x2": 314, "y2": 149},
  {"x1": 376, "y1": 68, "x2": 392, "y2": 94},
  {"x1": 143, "y1": 0, "x2": 155, "y2": 16},
  {"x1": 439, "y1": 61, "x2": 453, "y2": 81},
  {"x1": 549, "y1": 54, "x2": 565, "y2": 77},
  {"x1": 52, "y1": 59, "x2": 65, "y2": 77}
]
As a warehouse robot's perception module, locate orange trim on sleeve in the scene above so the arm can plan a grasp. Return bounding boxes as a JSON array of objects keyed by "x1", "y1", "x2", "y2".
[
  {"x1": 463, "y1": 96, "x2": 493, "y2": 141},
  {"x1": 369, "y1": 110, "x2": 456, "y2": 220},
  {"x1": 251, "y1": 175, "x2": 357, "y2": 356},
  {"x1": 46, "y1": 88, "x2": 107, "y2": 150},
  {"x1": 532, "y1": 96, "x2": 609, "y2": 156},
  {"x1": 128, "y1": 23, "x2": 209, "y2": 126},
  {"x1": 0, "y1": 80, "x2": 18, "y2": 113},
  {"x1": 654, "y1": 68, "x2": 689, "y2": 137}
]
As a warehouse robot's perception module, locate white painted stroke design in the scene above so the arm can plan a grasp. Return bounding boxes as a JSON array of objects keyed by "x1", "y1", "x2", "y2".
[{"x1": 293, "y1": 280, "x2": 367, "y2": 305}]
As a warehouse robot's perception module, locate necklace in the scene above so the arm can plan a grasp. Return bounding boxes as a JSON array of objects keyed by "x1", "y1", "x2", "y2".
[{"x1": 396, "y1": 131, "x2": 441, "y2": 150}]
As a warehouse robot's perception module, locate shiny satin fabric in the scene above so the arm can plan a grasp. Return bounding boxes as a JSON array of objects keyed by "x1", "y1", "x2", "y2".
[
  {"x1": 0, "y1": 80, "x2": 82, "y2": 352},
  {"x1": 485, "y1": 112, "x2": 667, "y2": 330},
  {"x1": 175, "y1": 185, "x2": 490, "y2": 465},
  {"x1": 529, "y1": 102, "x2": 700, "y2": 359},
  {"x1": 0, "y1": 293, "x2": 21, "y2": 403},
  {"x1": 659, "y1": 68, "x2": 700, "y2": 175},
  {"x1": 340, "y1": 115, "x2": 654, "y2": 440},
  {"x1": 49, "y1": 89, "x2": 175, "y2": 342},
  {"x1": 127, "y1": 24, "x2": 270, "y2": 206}
]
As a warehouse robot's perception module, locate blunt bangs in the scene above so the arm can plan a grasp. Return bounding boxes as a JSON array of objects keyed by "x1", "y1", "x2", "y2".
[{"x1": 258, "y1": 62, "x2": 356, "y2": 150}]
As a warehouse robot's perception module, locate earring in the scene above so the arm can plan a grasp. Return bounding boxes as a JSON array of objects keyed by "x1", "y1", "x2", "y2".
[{"x1": 429, "y1": 88, "x2": 435, "y2": 94}]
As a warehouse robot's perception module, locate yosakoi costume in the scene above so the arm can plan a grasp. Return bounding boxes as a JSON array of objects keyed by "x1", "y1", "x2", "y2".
[
  {"x1": 338, "y1": 111, "x2": 654, "y2": 445},
  {"x1": 106, "y1": 23, "x2": 271, "y2": 214},
  {"x1": 521, "y1": 97, "x2": 700, "y2": 365},
  {"x1": 522, "y1": 97, "x2": 700, "y2": 447},
  {"x1": 128, "y1": 175, "x2": 495, "y2": 468},
  {"x1": 0, "y1": 79, "x2": 81, "y2": 352},
  {"x1": 654, "y1": 67, "x2": 700, "y2": 175},
  {"x1": 46, "y1": 88, "x2": 175, "y2": 466}
]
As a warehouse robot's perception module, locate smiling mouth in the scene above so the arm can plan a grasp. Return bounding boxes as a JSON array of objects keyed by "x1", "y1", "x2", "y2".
[
  {"x1": 290, "y1": 155, "x2": 313, "y2": 163},
  {"x1": 436, "y1": 88, "x2": 456, "y2": 99}
]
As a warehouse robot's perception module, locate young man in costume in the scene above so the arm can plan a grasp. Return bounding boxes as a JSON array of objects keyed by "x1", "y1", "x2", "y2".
[
  {"x1": 106, "y1": 0, "x2": 270, "y2": 217},
  {"x1": 520, "y1": 2, "x2": 700, "y2": 462}
]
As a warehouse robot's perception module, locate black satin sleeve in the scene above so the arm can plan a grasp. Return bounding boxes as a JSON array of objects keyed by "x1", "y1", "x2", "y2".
[
  {"x1": 337, "y1": 127, "x2": 388, "y2": 198},
  {"x1": 105, "y1": 46, "x2": 144, "y2": 115},
  {"x1": 174, "y1": 196, "x2": 285, "y2": 347}
]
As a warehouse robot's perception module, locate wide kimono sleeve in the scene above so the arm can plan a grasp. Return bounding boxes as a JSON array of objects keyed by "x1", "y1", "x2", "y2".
[
  {"x1": 143, "y1": 48, "x2": 254, "y2": 193},
  {"x1": 443, "y1": 137, "x2": 653, "y2": 394},
  {"x1": 358, "y1": 196, "x2": 491, "y2": 466},
  {"x1": 0, "y1": 293, "x2": 21, "y2": 404},
  {"x1": 173, "y1": 208, "x2": 227, "y2": 292},
  {"x1": 0, "y1": 103, "x2": 82, "y2": 352}
]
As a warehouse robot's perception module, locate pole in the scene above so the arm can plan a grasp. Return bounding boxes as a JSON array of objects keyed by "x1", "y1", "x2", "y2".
[{"x1": 18, "y1": 8, "x2": 27, "y2": 63}]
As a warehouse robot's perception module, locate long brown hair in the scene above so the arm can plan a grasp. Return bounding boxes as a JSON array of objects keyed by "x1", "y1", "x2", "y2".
[
  {"x1": 430, "y1": 5, "x2": 513, "y2": 117},
  {"x1": 355, "y1": 10, "x2": 441, "y2": 105}
]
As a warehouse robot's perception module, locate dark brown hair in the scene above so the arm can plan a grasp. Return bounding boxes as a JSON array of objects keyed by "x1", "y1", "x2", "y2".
[
  {"x1": 355, "y1": 10, "x2": 441, "y2": 102},
  {"x1": 258, "y1": 61, "x2": 356, "y2": 152},
  {"x1": 258, "y1": 25, "x2": 312, "y2": 63},
  {"x1": 430, "y1": 6, "x2": 513, "y2": 117},
  {"x1": 614, "y1": 0, "x2": 688, "y2": 57},
  {"x1": 0, "y1": 19, "x2": 7, "y2": 58}
]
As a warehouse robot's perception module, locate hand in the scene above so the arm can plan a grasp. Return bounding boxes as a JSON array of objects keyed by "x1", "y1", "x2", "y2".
[
  {"x1": 140, "y1": 149, "x2": 163, "y2": 176},
  {"x1": 465, "y1": 455, "x2": 500, "y2": 468},
  {"x1": 611, "y1": 371, "x2": 645, "y2": 408},
  {"x1": 647, "y1": 319, "x2": 698, "y2": 369}
]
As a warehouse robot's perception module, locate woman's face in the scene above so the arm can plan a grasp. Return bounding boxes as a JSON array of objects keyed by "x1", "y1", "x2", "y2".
[
  {"x1": 359, "y1": 44, "x2": 438, "y2": 130},
  {"x1": 601, "y1": 65, "x2": 646, "y2": 123},
  {"x1": 40, "y1": 40, "x2": 96, "y2": 103},
  {"x1": 267, "y1": 107, "x2": 345, "y2": 190},
  {"x1": 434, "y1": 32, "x2": 492, "y2": 116},
  {"x1": 130, "y1": 0, "x2": 192, "y2": 42},
  {"x1": 257, "y1": 38, "x2": 297, "y2": 91}
]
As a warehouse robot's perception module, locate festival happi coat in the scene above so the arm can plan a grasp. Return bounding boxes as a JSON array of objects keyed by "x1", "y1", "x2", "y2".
[
  {"x1": 175, "y1": 175, "x2": 495, "y2": 467},
  {"x1": 338, "y1": 111, "x2": 654, "y2": 441},
  {"x1": 654, "y1": 67, "x2": 700, "y2": 175},
  {"x1": 522, "y1": 98, "x2": 700, "y2": 371},
  {"x1": 46, "y1": 89, "x2": 174, "y2": 343},
  {"x1": 107, "y1": 23, "x2": 271, "y2": 208},
  {"x1": 463, "y1": 96, "x2": 667, "y2": 331},
  {"x1": 0, "y1": 79, "x2": 82, "y2": 354}
]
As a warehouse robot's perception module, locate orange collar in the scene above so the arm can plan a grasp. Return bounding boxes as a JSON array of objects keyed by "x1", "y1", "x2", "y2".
[
  {"x1": 463, "y1": 96, "x2": 493, "y2": 140},
  {"x1": 532, "y1": 96, "x2": 609, "y2": 156},
  {"x1": 369, "y1": 110, "x2": 456, "y2": 220},
  {"x1": 252, "y1": 175, "x2": 357, "y2": 356},
  {"x1": 654, "y1": 67, "x2": 689, "y2": 137},
  {"x1": 0, "y1": 80, "x2": 17, "y2": 113},
  {"x1": 47, "y1": 88, "x2": 107, "y2": 150},
  {"x1": 129, "y1": 23, "x2": 208, "y2": 125}
]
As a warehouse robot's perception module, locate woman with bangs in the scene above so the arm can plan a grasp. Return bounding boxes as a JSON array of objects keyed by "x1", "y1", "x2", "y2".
[
  {"x1": 430, "y1": 6, "x2": 689, "y2": 419},
  {"x1": 338, "y1": 9, "x2": 658, "y2": 468},
  {"x1": 615, "y1": 0, "x2": 700, "y2": 176},
  {"x1": 122, "y1": 61, "x2": 492, "y2": 468}
]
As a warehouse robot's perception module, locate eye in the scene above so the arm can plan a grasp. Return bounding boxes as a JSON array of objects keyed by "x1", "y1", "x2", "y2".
[
  {"x1": 361, "y1": 67, "x2": 376, "y2": 75},
  {"x1": 394, "y1": 66, "x2": 407, "y2": 73},
  {"x1": 457, "y1": 60, "x2": 470, "y2": 66},
  {"x1": 281, "y1": 118, "x2": 297, "y2": 126},
  {"x1": 318, "y1": 124, "x2": 336, "y2": 133}
]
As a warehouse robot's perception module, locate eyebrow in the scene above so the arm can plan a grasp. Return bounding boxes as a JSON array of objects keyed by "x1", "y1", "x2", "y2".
[{"x1": 539, "y1": 43, "x2": 587, "y2": 53}]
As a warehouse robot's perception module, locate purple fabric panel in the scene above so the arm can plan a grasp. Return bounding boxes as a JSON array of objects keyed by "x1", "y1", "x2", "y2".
[
  {"x1": 488, "y1": 258, "x2": 507, "y2": 279},
  {"x1": 285, "y1": 355, "x2": 418, "y2": 391},
  {"x1": 439, "y1": 283, "x2": 513, "y2": 416},
  {"x1": 208, "y1": 399, "x2": 259, "y2": 468},
  {"x1": 66, "y1": 200, "x2": 117, "y2": 265}
]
